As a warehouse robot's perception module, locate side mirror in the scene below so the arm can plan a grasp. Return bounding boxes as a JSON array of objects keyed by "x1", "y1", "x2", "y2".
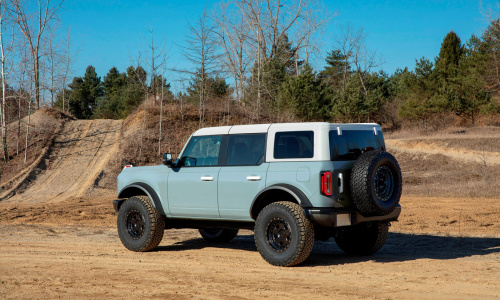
[{"x1": 163, "y1": 153, "x2": 173, "y2": 167}]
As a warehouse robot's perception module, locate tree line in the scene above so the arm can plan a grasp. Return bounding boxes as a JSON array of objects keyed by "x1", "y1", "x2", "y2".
[{"x1": 1, "y1": 0, "x2": 500, "y2": 165}]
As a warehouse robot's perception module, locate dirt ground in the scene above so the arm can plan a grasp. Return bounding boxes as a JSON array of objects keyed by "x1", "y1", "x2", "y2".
[
  {"x1": 1, "y1": 117, "x2": 499, "y2": 299},
  {"x1": 0, "y1": 194, "x2": 499, "y2": 300}
]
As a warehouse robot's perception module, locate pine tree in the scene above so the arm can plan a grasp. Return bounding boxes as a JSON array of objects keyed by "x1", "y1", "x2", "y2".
[
  {"x1": 435, "y1": 31, "x2": 464, "y2": 82},
  {"x1": 65, "y1": 66, "x2": 103, "y2": 119},
  {"x1": 279, "y1": 63, "x2": 327, "y2": 120}
]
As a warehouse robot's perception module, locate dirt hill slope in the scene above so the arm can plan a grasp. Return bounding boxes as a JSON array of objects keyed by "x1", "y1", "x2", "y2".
[{"x1": 3, "y1": 119, "x2": 122, "y2": 203}]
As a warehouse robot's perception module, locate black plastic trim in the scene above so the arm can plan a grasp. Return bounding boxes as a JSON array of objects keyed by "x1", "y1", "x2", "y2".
[
  {"x1": 305, "y1": 204, "x2": 401, "y2": 227},
  {"x1": 164, "y1": 219, "x2": 255, "y2": 230},
  {"x1": 250, "y1": 184, "x2": 312, "y2": 219},
  {"x1": 117, "y1": 183, "x2": 166, "y2": 215},
  {"x1": 113, "y1": 199, "x2": 125, "y2": 212}
]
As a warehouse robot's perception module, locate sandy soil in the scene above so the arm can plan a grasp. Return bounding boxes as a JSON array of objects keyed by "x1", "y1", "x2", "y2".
[
  {"x1": 4, "y1": 119, "x2": 122, "y2": 204},
  {"x1": 1, "y1": 121, "x2": 499, "y2": 299},
  {"x1": 0, "y1": 195, "x2": 499, "y2": 300}
]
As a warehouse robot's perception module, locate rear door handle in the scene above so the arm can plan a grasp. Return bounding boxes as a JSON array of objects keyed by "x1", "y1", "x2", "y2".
[
  {"x1": 338, "y1": 173, "x2": 344, "y2": 193},
  {"x1": 246, "y1": 176, "x2": 261, "y2": 181},
  {"x1": 201, "y1": 176, "x2": 214, "y2": 181}
]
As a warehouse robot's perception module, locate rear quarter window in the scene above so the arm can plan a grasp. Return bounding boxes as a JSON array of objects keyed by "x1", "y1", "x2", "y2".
[
  {"x1": 330, "y1": 130, "x2": 385, "y2": 160},
  {"x1": 274, "y1": 131, "x2": 314, "y2": 159}
]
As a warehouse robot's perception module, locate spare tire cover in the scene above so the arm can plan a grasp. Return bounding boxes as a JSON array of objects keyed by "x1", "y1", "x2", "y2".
[{"x1": 350, "y1": 151, "x2": 402, "y2": 216}]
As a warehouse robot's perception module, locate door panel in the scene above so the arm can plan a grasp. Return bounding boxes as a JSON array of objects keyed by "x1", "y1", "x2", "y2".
[
  {"x1": 218, "y1": 163, "x2": 268, "y2": 220},
  {"x1": 168, "y1": 167, "x2": 221, "y2": 218},
  {"x1": 167, "y1": 135, "x2": 223, "y2": 218}
]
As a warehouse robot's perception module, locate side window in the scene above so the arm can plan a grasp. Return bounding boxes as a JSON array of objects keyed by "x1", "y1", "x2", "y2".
[
  {"x1": 181, "y1": 135, "x2": 222, "y2": 166},
  {"x1": 274, "y1": 131, "x2": 314, "y2": 159},
  {"x1": 227, "y1": 134, "x2": 266, "y2": 166}
]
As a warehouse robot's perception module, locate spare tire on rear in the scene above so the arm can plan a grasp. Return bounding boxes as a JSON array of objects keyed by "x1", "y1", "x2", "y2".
[{"x1": 350, "y1": 151, "x2": 402, "y2": 216}]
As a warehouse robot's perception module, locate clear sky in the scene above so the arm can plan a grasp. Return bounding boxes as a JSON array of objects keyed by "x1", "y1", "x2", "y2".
[{"x1": 59, "y1": 0, "x2": 492, "y2": 90}]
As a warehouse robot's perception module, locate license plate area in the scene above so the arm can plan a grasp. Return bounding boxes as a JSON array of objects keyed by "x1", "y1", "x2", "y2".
[{"x1": 336, "y1": 213, "x2": 351, "y2": 227}]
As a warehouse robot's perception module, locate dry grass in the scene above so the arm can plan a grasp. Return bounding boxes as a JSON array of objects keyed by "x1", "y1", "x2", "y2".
[
  {"x1": 386, "y1": 127, "x2": 500, "y2": 199},
  {"x1": 0, "y1": 108, "x2": 74, "y2": 184}
]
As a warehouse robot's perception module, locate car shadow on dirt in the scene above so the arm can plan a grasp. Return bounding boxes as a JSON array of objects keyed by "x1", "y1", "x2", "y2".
[{"x1": 157, "y1": 232, "x2": 500, "y2": 266}]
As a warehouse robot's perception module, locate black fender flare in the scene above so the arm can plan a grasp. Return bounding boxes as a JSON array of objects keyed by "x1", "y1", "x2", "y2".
[
  {"x1": 118, "y1": 183, "x2": 166, "y2": 215},
  {"x1": 250, "y1": 184, "x2": 312, "y2": 219}
]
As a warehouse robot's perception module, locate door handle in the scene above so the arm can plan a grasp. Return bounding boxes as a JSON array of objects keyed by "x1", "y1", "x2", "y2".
[
  {"x1": 201, "y1": 176, "x2": 214, "y2": 181},
  {"x1": 246, "y1": 176, "x2": 262, "y2": 181},
  {"x1": 338, "y1": 173, "x2": 344, "y2": 194}
]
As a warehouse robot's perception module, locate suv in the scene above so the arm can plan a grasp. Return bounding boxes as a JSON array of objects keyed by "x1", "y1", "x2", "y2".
[{"x1": 114, "y1": 122, "x2": 402, "y2": 266}]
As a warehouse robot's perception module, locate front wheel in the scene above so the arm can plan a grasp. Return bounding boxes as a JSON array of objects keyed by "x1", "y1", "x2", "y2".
[
  {"x1": 199, "y1": 228, "x2": 239, "y2": 243},
  {"x1": 334, "y1": 222, "x2": 389, "y2": 255},
  {"x1": 117, "y1": 196, "x2": 165, "y2": 252},
  {"x1": 254, "y1": 201, "x2": 314, "y2": 267}
]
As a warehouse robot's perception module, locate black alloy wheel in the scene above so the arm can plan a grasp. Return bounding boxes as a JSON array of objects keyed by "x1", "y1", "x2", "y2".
[
  {"x1": 266, "y1": 217, "x2": 292, "y2": 252},
  {"x1": 126, "y1": 210, "x2": 145, "y2": 239}
]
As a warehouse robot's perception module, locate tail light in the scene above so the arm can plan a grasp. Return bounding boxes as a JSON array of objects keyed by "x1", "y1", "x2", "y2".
[{"x1": 320, "y1": 171, "x2": 333, "y2": 196}]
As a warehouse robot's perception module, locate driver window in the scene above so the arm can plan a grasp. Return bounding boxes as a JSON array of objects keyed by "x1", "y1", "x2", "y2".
[{"x1": 181, "y1": 135, "x2": 222, "y2": 166}]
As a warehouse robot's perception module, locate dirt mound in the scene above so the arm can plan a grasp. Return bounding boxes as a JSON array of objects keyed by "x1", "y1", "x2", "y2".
[
  {"x1": 38, "y1": 107, "x2": 76, "y2": 121},
  {"x1": 2, "y1": 119, "x2": 122, "y2": 203}
]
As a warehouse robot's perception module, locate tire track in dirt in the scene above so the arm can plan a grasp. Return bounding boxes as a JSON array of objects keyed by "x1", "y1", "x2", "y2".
[
  {"x1": 386, "y1": 139, "x2": 500, "y2": 165},
  {"x1": 4, "y1": 119, "x2": 122, "y2": 204}
]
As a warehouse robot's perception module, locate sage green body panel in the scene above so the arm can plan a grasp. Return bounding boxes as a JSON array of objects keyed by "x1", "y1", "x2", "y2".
[
  {"x1": 218, "y1": 163, "x2": 269, "y2": 220},
  {"x1": 167, "y1": 166, "x2": 221, "y2": 218}
]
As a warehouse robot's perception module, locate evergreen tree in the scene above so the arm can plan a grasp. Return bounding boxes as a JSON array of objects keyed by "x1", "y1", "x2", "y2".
[
  {"x1": 398, "y1": 57, "x2": 447, "y2": 128},
  {"x1": 62, "y1": 66, "x2": 103, "y2": 119},
  {"x1": 186, "y1": 70, "x2": 230, "y2": 103},
  {"x1": 319, "y1": 50, "x2": 350, "y2": 91},
  {"x1": 447, "y1": 73, "x2": 491, "y2": 126},
  {"x1": 435, "y1": 31, "x2": 464, "y2": 82},
  {"x1": 279, "y1": 63, "x2": 328, "y2": 120}
]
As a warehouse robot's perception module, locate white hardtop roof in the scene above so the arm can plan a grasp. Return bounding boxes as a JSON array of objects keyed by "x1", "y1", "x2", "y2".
[{"x1": 192, "y1": 122, "x2": 381, "y2": 136}]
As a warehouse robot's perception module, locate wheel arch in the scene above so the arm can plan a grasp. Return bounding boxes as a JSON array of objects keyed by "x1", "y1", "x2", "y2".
[
  {"x1": 118, "y1": 183, "x2": 166, "y2": 215},
  {"x1": 250, "y1": 184, "x2": 312, "y2": 220}
]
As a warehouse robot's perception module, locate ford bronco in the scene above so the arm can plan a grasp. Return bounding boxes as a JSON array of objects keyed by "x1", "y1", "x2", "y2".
[{"x1": 114, "y1": 122, "x2": 402, "y2": 266}]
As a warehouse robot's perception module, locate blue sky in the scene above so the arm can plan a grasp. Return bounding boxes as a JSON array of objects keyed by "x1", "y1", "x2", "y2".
[{"x1": 60, "y1": 0, "x2": 491, "y2": 91}]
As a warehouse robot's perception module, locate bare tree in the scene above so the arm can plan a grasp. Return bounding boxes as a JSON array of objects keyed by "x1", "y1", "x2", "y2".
[
  {"x1": 9, "y1": 0, "x2": 64, "y2": 109},
  {"x1": 144, "y1": 26, "x2": 166, "y2": 105},
  {"x1": 44, "y1": 24, "x2": 61, "y2": 107},
  {"x1": 179, "y1": 10, "x2": 218, "y2": 127},
  {"x1": 60, "y1": 28, "x2": 73, "y2": 112},
  {"x1": 212, "y1": 2, "x2": 250, "y2": 103},
  {"x1": 335, "y1": 24, "x2": 382, "y2": 95},
  {"x1": 0, "y1": 1, "x2": 14, "y2": 162},
  {"x1": 233, "y1": 0, "x2": 331, "y2": 118},
  {"x1": 158, "y1": 51, "x2": 168, "y2": 156}
]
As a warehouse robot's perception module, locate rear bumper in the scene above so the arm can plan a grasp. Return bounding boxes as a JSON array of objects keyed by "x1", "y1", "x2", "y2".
[{"x1": 304, "y1": 205, "x2": 401, "y2": 227}]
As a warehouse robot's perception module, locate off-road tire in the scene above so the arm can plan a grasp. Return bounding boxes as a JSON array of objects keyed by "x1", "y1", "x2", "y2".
[
  {"x1": 117, "y1": 195, "x2": 165, "y2": 252},
  {"x1": 254, "y1": 201, "x2": 314, "y2": 267},
  {"x1": 334, "y1": 222, "x2": 389, "y2": 255},
  {"x1": 199, "y1": 228, "x2": 239, "y2": 243},
  {"x1": 351, "y1": 151, "x2": 402, "y2": 216}
]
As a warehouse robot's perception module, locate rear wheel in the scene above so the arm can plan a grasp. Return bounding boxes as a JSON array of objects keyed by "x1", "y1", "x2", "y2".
[
  {"x1": 198, "y1": 228, "x2": 239, "y2": 243},
  {"x1": 117, "y1": 196, "x2": 165, "y2": 252},
  {"x1": 254, "y1": 201, "x2": 314, "y2": 267},
  {"x1": 334, "y1": 222, "x2": 389, "y2": 255}
]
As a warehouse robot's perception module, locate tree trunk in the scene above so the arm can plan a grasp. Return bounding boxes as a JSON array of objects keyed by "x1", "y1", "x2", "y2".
[
  {"x1": 158, "y1": 84, "x2": 163, "y2": 156},
  {"x1": 34, "y1": 55, "x2": 40, "y2": 108},
  {"x1": 17, "y1": 95, "x2": 21, "y2": 156},
  {"x1": 24, "y1": 99, "x2": 31, "y2": 163}
]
